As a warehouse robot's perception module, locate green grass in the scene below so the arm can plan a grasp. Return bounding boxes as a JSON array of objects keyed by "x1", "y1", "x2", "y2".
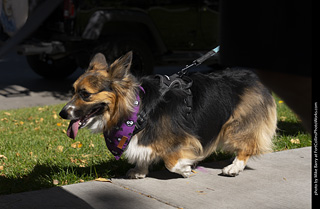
[
  {"x1": 273, "y1": 94, "x2": 311, "y2": 150},
  {"x1": 0, "y1": 96, "x2": 311, "y2": 194},
  {"x1": 0, "y1": 104, "x2": 133, "y2": 194}
]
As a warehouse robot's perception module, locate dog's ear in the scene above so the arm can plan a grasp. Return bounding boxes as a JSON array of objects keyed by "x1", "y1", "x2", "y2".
[
  {"x1": 109, "y1": 51, "x2": 132, "y2": 79},
  {"x1": 88, "y1": 53, "x2": 108, "y2": 71}
]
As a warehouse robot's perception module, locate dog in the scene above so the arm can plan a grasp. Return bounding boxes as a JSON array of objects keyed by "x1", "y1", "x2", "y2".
[{"x1": 59, "y1": 51, "x2": 277, "y2": 178}]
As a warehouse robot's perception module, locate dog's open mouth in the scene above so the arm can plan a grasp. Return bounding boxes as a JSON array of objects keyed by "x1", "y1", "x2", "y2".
[{"x1": 66, "y1": 105, "x2": 105, "y2": 139}]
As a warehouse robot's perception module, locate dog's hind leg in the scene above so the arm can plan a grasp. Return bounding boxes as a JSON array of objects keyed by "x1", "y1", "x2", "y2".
[
  {"x1": 220, "y1": 121, "x2": 275, "y2": 177},
  {"x1": 220, "y1": 84, "x2": 277, "y2": 176},
  {"x1": 222, "y1": 151, "x2": 249, "y2": 176}
]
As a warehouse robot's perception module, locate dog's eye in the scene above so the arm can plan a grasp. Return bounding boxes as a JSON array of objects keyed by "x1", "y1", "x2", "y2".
[{"x1": 79, "y1": 90, "x2": 91, "y2": 101}]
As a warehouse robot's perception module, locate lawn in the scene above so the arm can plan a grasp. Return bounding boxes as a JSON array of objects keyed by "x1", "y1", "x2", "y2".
[{"x1": 0, "y1": 95, "x2": 311, "y2": 194}]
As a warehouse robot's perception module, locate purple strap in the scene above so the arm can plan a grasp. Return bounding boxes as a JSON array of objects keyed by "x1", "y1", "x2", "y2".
[{"x1": 103, "y1": 86, "x2": 144, "y2": 160}]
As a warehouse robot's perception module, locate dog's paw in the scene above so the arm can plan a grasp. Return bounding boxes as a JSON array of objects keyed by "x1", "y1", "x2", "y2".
[
  {"x1": 222, "y1": 158, "x2": 246, "y2": 177},
  {"x1": 180, "y1": 170, "x2": 193, "y2": 178},
  {"x1": 166, "y1": 159, "x2": 195, "y2": 178},
  {"x1": 222, "y1": 164, "x2": 242, "y2": 176},
  {"x1": 171, "y1": 165, "x2": 193, "y2": 178},
  {"x1": 126, "y1": 168, "x2": 147, "y2": 179}
]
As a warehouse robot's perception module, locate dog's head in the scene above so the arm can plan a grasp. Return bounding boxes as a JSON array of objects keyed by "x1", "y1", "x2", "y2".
[{"x1": 59, "y1": 51, "x2": 138, "y2": 139}]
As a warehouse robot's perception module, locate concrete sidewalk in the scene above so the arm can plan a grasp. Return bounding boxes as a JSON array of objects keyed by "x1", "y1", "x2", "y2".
[{"x1": 0, "y1": 147, "x2": 312, "y2": 209}]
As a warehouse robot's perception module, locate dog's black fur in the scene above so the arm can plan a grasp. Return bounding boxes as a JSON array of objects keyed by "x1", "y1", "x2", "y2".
[{"x1": 139, "y1": 69, "x2": 273, "y2": 148}]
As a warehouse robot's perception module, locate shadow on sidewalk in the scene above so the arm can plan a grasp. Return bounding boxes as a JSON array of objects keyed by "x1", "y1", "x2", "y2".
[
  {"x1": 0, "y1": 156, "x2": 239, "y2": 195},
  {"x1": 0, "y1": 186, "x2": 95, "y2": 209}
]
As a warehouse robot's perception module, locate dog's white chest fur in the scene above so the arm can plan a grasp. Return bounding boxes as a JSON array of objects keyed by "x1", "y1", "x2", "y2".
[{"x1": 125, "y1": 135, "x2": 153, "y2": 166}]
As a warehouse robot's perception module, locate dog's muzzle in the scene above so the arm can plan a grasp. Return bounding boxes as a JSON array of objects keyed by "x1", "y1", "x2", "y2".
[{"x1": 59, "y1": 104, "x2": 75, "y2": 120}]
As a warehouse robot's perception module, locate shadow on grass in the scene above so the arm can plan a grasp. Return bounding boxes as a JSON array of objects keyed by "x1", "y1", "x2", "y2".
[
  {"x1": 0, "y1": 158, "x2": 133, "y2": 195},
  {"x1": 276, "y1": 120, "x2": 307, "y2": 136}
]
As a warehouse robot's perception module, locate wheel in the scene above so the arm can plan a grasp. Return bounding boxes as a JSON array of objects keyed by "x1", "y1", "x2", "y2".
[
  {"x1": 92, "y1": 38, "x2": 154, "y2": 76},
  {"x1": 26, "y1": 55, "x2": 78, "y2": 79}
]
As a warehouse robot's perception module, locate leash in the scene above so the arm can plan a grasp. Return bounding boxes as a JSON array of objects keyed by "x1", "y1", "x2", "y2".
[{"x1": 179, "y1": 45, "x2": 220, "y2": 76}]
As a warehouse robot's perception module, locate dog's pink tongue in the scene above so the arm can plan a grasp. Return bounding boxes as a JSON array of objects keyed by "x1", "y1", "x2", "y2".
[{"x1": 67, "y1": 119, "x2": 80, "y2": 139}]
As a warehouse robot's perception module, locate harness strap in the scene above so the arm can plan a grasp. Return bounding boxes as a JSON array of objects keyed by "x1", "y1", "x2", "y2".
[
  {"x1": 104, "y1": 86, "x2": 145, "y2": 160},
  {"x1": 155, "y1": 73, "x2": 193, "y2": 116},
  {"x1": 133, "y1": 87, "x2": 147, "y2": 135}
]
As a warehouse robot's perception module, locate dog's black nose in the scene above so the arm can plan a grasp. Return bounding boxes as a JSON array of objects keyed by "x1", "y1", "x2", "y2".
[{"x1": 59, "y1": 109, "x2": 69, "y2": 120}]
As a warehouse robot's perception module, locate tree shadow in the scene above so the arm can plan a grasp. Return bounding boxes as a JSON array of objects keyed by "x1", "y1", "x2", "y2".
[
  {"x1": 0, "y1": 164, "x2": 161, "y2": 209},
  {"x1": 0, "y1": 186, "x2": 95, "y2": 209},
  {"x1": 276, "y1": 120, "x2": 307, "y2": 136},
  {"x1": 0, "y1": 153, "x2": 238, "y2": 194},
  {"x1": 0, "y1": 158, "x2": 133, "y2": 195}
]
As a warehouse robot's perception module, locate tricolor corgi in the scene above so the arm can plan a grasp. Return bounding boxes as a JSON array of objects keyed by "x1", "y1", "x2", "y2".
[{"x1": 59, "y1": 51, "x2": 277, "y2": 178}]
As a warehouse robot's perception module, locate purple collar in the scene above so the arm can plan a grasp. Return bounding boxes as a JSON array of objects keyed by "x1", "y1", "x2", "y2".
[{"x1": 103, "y1": 86, "x2": 145, "y2": 160}]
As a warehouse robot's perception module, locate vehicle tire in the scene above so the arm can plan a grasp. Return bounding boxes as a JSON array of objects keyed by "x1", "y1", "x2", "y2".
[
  {"x1": 26, "y1": 55, "x2": 78, "y2": 79},
  {"x1": 93, "y1": 38, "x2": 154, "y2": 76}
]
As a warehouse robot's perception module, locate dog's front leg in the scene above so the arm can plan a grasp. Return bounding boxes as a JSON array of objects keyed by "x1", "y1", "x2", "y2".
[
  {"x1": 126, "y1": 162, "x2": 149, "y2": 179},
  {"x1": 125, "y1": 135, "x2": 154, "y2": 179}
]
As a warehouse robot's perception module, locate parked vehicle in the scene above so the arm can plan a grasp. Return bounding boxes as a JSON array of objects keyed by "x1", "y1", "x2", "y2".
[{"x1": 1, "y1": 0, "x2": 219, "y2": 79}]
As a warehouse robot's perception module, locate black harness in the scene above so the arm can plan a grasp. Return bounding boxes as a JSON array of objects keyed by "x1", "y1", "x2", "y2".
[
  {"x1": 134, "y1": 46, "x2": 220, "y2": 136},
  {"x1": 155, "y1": 72, "x2": 193, "y2": 115},
  {"x1": 133, "y1": 72, "x2": 193, "y2": 137}
]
